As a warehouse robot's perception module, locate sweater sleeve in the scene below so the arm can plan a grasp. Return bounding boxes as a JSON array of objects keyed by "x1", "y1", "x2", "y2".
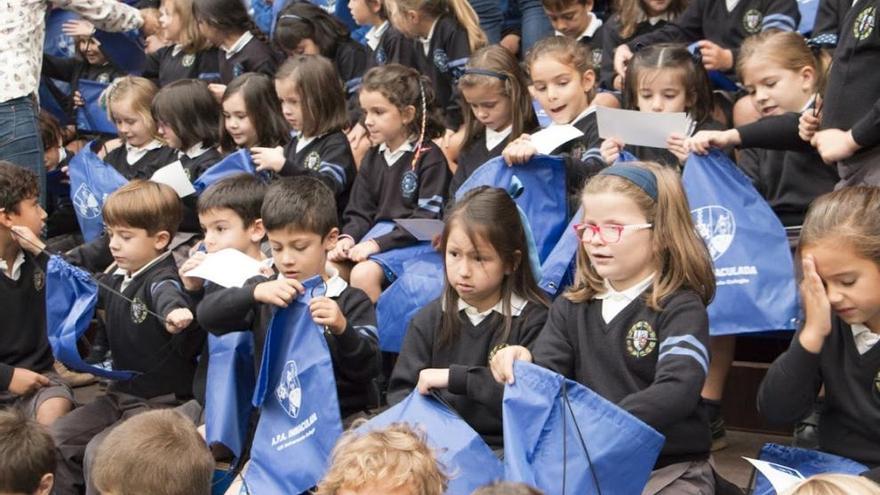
[
  {"x1": 761, "y1": 0, "x2": 800, "y2": 32},
  {"x1": 757, "y1": 330, "x2": 824, "y2": 424},
  {"x1": 617, "y1": 292, "x2": 710, "y2": 430},
  {"x1": 0, "y1": 364, "x2": 13, "y2": 392},
  {"x1": 600, "y1": 17, "x2": 623, "y2": 90},
  {"x1": 387, "y1": 303, "x2": 438, "y2": 405},
  {"x1": 850, "y1": 98, "x2": 880, "y2": 148},
  {"x1": 330, "y1": 289, "x2": 380, "y2": 385},
  {"x1": 531, "y1": 298, "x2": 577, "y2": 379},
  {"x1": 196, "y1": 276, "x2": 266, "y2": 335},
  {"x1": 313, "y1": 134, "x2": 357, "y2": 199},
  {"x1": 737, "y1": 113, "x2": 814, "y2": 152},
  {"x1": 627, "y1": 0, "x2": 704, "y2": 49},
  {"x1": 42, "y1": 54, "x2": 78, "y2": 82},
  {"x1": 441, "y1": 26, "x2": 470, "y2": 131},
  {"x1": 373, "y1": 147, "x2": 449, "y2": 252},
  {"x1": 341, "y1": 151, "x2": 380, "y2": 241}
]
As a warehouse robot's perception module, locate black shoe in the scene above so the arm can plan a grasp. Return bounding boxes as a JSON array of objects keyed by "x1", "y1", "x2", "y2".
[
  {"x1": 704, "y1": 399, "x2": 729, "y2": 451},
  {"x1": 84, "y1": 345, "x2": 108, "y2": 364},
  {"x1": 793, "y1": 409, "x2": 821, "y2": 449}
]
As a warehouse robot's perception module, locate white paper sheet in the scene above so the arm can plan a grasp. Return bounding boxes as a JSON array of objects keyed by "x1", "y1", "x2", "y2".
[
  {"x1": 150, "y1": 160, "x2": 196, "y2": 198},
  {"x1": 743, "y1": 457, "x2": 805, "y2": 494},
  {"x1": 184, "y1": 248, "x2": 265, "y2": 288},
  {"x1": 597, "y1": 107, "x2": 693, "y2": 149},
  {"x1": 394, "y1": 218, "x2": 445, "y2": 241},
  {"x1": 529, "y1": 125, "x2": 585, "y2": 154}
]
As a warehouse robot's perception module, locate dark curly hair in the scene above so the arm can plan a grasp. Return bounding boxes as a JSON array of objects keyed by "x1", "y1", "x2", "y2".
[{"x1": 0, "y1": 162, "x2": 39, "y2": 215}]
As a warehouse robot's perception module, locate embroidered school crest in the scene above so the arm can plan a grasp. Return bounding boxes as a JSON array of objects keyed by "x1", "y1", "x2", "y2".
[
  {"x1": 571, "y1": 143, "x2": 587, "y2": 161},
  {"x1": 375, "y1": 47, "x2": 387, "y2": 65},
  {"x1": 96, "y1": 73, "x2": 110, "y2": 84},
  {"x1": 233, "y1": 63, "x2": 244, "y2": 78},
  {"x1": 400, "y1": 170, "x2": 418, "y2": 200},
  {"x1": 854, "y1": 6, "x2": 876, "y2": 41},
  {"x1": 591, "y1": 48, "x2": 603, "y2": 70},
  {"x1": 626, "y1": 321, "x2": 657, "y2": 358},
  {"x1": 130, "y1": 297, "x2": 148, "y2": 324},
  {"x1": 433, "y1": 48, "x2": 449, "y2": 72},
  {"x1": 182, "y1": 53, "x2": 196, "y2": 67},
  {"x1": 33, "y1": 271, "x2": 45, "y2": 291},
  {"x1": 743, "y1": 9, "x2": 763, "y2": 34},
  {"x1": 305, "y1": 151, "x2": 321, "y2": 171}
]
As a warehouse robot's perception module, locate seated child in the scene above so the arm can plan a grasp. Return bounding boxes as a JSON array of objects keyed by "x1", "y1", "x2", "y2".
[
  {"x1": 91, "y1": 409, "x2": 215, "y2": 495},
  {"x1": 0, "y1": 409, "x2": 56, "y2": 495},
  {"x1": 197, "y1": 176, "x2": 381, "y2": 418},
  {"x1": 0, "y1": 162, "x2": 75, "y2": 426},
  {"x1": 20, "y1": 180, "x2": 205, "y2": 495},
  {"x1": 313, "y1": 423, "x2": 448, "y2": 495}
]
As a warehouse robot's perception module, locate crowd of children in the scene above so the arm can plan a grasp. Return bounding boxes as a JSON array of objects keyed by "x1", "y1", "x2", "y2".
[{"x1": 2, "y1": 0, "x2": 880, "y2": 492}]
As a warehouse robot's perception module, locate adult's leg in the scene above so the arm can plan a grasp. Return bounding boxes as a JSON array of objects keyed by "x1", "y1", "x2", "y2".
[
  {"x1": 468, "y1": 0, "x2": 504, "y2": 44},
  {"x1": 0, "y1": 97, "x2": 45, "y2": 205},
  {"x1": 518, "y1": 0, "x2": 553, "y2": 52}
]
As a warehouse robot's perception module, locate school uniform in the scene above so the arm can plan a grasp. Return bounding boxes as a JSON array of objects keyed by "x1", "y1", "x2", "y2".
[
  {"x1": 388, "y1": 296, "x2": 549, "y2": 449},
  {"x1": 600, "y1": 13, "x2": 674, "y2": 89},
  {"x1": 758, "y1": 318, "x2": 880, "y2": 468},
  {"x1": 530, "y1": 279, "x2": 713, "y2": 472},
  {"x1": 626, "y1": 0, "x2": 800, "y2": 67},
  {"x1": 41, "y1": 54, "x2": 126, "y2": 117},
  {"x1": 414, "y1": 15, "x2": 471, "y2": 130},
  {"x1": 102, "y1": 140, "x2": 179, "y2": 180},
  {"x1": 178, "y1": 143, "x2": 223, "y2": 234},
  {"x1": 366, "y1": 21, "x2": 420, "y2": 68},
  {"x1": 218, "y1": 31, "x2": 278, "y2": 84},
  {"x1": 450, "y1": 124, "x2": 525, "y2": 197},
  {"x1": 143, "y1": 44, "x2": 221, "y2": 87},
  {"x1": 334, "y1": 39, "x2": 370, "y2": 99},
  {"x1": 46, "y1": 154, "x2": 79, "y2": 239},
  {"x1": 813, "y1": 0, "x2": 852, "y2": 37},
  {"x1": 341, "y1": 141, "x2": 450, "y2": 251},
  {"x1": 196, "y1": 267, "x2": 382, "y2": 416},
  {"x1": 280, "y1": 131, "x2": 356, "y2": 220},
  {"x1": 550, "y1": 107, "x2": 606, "y2": 211},
  {"x1": 559, "y1": 13, "x2": 606, "y2": 78}
]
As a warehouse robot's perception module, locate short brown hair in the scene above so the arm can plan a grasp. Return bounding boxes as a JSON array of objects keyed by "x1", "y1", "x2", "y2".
[
  {"x1": 197, "y1": 173, "x2": 266, "y2": 227},
  {"x1": 152, "y1": 79, "x2": 221, "y2": 150},
  {"x1": 103, "y1": 180, "x2": 182, "y2": 237},
  {"x1": 0, "y1": 409, "x2": 56, "y2": 494},
  {"x1": 541, "y1": 0, "x2": 589, "y2": 11},
  {"x1": 92, "y1": 409, "x2": 214, "y2": 495},
  {"x1": 38, "y1": 111, "x2": 63, "y2": 152},
  {"x1": 261, "y1": 176, "x2": 337, "y2": 236},
  {"x1": 276, "y1": 55, "x2": 348, "y2": 137},
  {"x1": 0, "y1": 161, "x2": 39, "y2": 215},
  {"x1": 314, "y1": 423, "x2": 448, "y2": 495}
]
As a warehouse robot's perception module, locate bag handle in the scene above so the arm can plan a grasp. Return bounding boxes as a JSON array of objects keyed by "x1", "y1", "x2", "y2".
[{"x1": 561, "y1": 380, "x2": 603, "y2": 495}]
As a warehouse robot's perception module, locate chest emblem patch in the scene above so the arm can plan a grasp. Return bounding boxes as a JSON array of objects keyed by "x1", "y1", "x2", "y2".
[
  {"x1": 33, "y1": 271, "x2": 45, "y2": 292},
  {"x1": 626, "y1": 321, "x2": 658, "y2": 358},
  {"x1": 130, "y1": 296, "x2": 148, "y2": 324},
  {"x1": 743, "y1": 9, "x2": 763, "y2": 34},
  {"x1": 182, "y1": 53, "x2": 196, "y2": 67},
  {"x1": 305, "y1": 151, "x2": 321, "y2": 171},
  {"x1": 855, "y1": 7, "x2": 876, "y2": 41}
]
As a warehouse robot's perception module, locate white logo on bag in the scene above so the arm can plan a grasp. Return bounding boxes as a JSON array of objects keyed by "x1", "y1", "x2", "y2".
[
  {"x1": 692, "y1": 205, "x2": 735, "y2": 261},
  {"x1": 276, "y1": 360, "x2": 302, "y2": 418},
  {"x1": 73, "y1": 184, "x2": 102, "y2": 219}
]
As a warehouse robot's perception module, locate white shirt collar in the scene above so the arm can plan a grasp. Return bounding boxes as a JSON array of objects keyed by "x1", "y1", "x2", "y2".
[
  {"x1": 851, "y1": 323, "x2": 880, "y2": 354},
  {"x1": 295, "y1": 134, "x2": 319, "y2": 154},
  {"x1": 486, "y1": 125, "x2": 513, "y2": 151},
  {"x1": 172, "y1": 44, "x2": 184, "y2": 57},
  {"x1": 183, "y1": 142, "x2": 210, "y2": 159},
  {"x1": 726, "y1": 0, "x2": 741, "y2": 11},
  {"x1": 365, "y1": 21, "x2": 389, "y2": 51},
  {"x1": 419, "y1": 19, "x2": 440, "y2": 56},
  {"x1": 223, "y1": 31, "x2": 254, "y2": 60},
  {"x1": 0, "y1": 251, "x2": 26, "y2": 281},
  {"x1": 380, "y1": 140, "x2": 415, "y2": 166},
  {"x1": 595, "y1": 272, "x2": 654, "y2": 323},
  {"x1": 126, "y1": 139, "x2": 163, "y2": 165},
  {"x1": 800, "y1": 96, "x2": 817, "y2": 114},
  {"x1": 114, "y1": 251, "x2": 172, "y2": 292},
  {"x1": 273, "y1": 263, "x2": 348, "y2": 298},
  {"x1": 636, "y1": 11, "x2": 674, "y2": 25},
  {"x1": 456, "y1": 292, "x2": 528, "y2": 326},
  {"x1": 555, "y1": 13, "x2": 603, "y2": 41}
]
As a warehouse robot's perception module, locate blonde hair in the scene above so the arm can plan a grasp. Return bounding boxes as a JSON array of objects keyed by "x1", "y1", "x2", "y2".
[
  {"x1": 565, "y1": 161, "x2": 715, "y2": 308},
  {"x1": 781, "y1": 474, "x2": 880, "y2": 495},
  {"x1": 162, "y1": 0, "x2": 210, "y2": 52},
  {"x1": 103, "y1": 76, "x2": 160, "y2": 140},
  {"x1": 737, "y1": 31, "x2": 829, "y2": 95},
  {"x1": 92, "y1": 410, "x2": 214, "y2": 495},
  {"x1": 387, "y1": 0, "x2": 487, "y2": 52},
  {"x1": 525, "y1": 36, "x2": 596, "y2": 101},
  {"x1": 103, "y1": 180, "x2": 182, "y2": 238},
  {"x1": 800, "y1": 186, "x2": 880, "y2": 264},
  {"x1": 314, "y1": 423, "x2": 448, "y2": 495}
]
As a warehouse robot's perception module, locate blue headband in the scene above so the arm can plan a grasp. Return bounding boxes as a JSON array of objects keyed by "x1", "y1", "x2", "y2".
[
  {"x1": 599, "y1": 165, "x2": 658, "y2": 201},
  {"x1": 462, "y1": 68, "x2": 509, "y2": 81}
]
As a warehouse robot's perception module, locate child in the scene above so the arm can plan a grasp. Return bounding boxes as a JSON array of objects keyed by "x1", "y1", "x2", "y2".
[
  {"x1": 450, "y1": 45, "x2": 539, "y2": 196},
  {"x1": 151, "y1": 79, "x2": 222, "y2": 179},
  {"x1": 38, "y1": 112, "x2": 78, "y2": 243},
  {"x1": 388, "y1": 187, "x2": 550, "y2": 449},
  {"x1": 192, "y1": 0, "x2": 279, "y2": 85},
  {"x1": 274, "y1": 1, "x2": 370, "y2": 113},
  {"x1": 144, "y1": 0, "x2": 219, "y2": 87},
  {"x1": 0, "y1": 409, "x2": 56, "y2": 495},
  {"x1": 349, "y1": 0, "x2": 420, "y2": 67},
  {"x1": 197, "y1": 176, "x2": 382, "y2": 418},
  {"x1": 42, "y1": 180, "x2": 203, "y2": 495},
  {"x1": 473, "y1": 482, "x2": 545, "y2": 495},
  {"x1": 91, "y1": 410, "x2": 214, "y2": 495},
  {"x1": 502, "y1": 36, "x2": 605, "y2": 209},
  {"x1": 758, "y1": 186, "x2": 880, "y2": 474},
  {"x1": 219, "y1": 73, "x2": 291, "y2": 153},
  {"x1": 491, "y1": 161, "x2": 717, "y2": 493},
  {"x1": 102, "y1": 77, "x2": 179, "y2": 180},
  {"x1": 600, "y1": 0, "x2": 686, "y2": 89},
  {"x1": 251, "y1": 55, "x2": 355, "y2": 220},
  {"x1": 601, "y1": 43, "x2": 719, "y2": 169},
  {"x1": 329, "y1": 64, "x2": 449, "y2": 302},
  {"x1": 385, "y1": 0, "x2": 487, "y2": 131},
  {"x1": 688, "y1": 31, "x2": 839, "y2": 227},
  {"x1": 542, "y1": 0, "x2": 605, "y2": 76},
  {"x1": 782, "y1": 474, "x2": 880, "y2": 494},
  {"x1": 0, "y1": 162, "x2": 75, "y2": 427},
  {"x1": 313, "y1": 423, "x2": 448, "y2": 495}
]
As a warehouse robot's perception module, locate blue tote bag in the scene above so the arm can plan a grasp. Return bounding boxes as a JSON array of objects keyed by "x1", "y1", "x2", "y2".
[
  {"x1": 68, "y1": 143, "x2": 128, "y2": 242},
  {"x1": 192, "y1": 149, "x2": 256, "y2": 195},
  {"x1": 504, "y1": 362, "x2": 665, "y2": 495},
  {"x1": 44, "y1": 9, "x2": 78, "y2": 58},
  {"x1": 45, "y1": 255, "x2": 137, "y2": 381},
  {"x1": 752, "y1": 443, "x2": 869, "y2": 495},
  {"x1": 246, "y1": 276, "x2": 343, "y2": 494},
  {"x1": 682, "y1": 150, "x2": 799, "y2": 335},
  {"x1": 93, "y1": 30, "x2": 146, "y2": 75},
  {"x1": 75, "y1": 80, "x2": 116, "y2": 135},
  {"x1": 204, "y1": 331, "x2": 255, "y2": 465},
  {"x1": 375, "y1": 252, "x2": 444, "y2": 352},
  {"x1": 362, "y1": 390, "x2": 504, "y2": 494}
]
